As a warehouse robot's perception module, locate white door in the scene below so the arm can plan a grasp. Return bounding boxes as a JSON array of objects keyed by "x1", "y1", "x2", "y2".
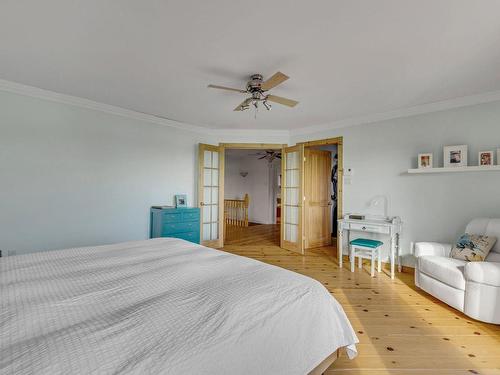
[
  {"x1": 280, "y1": 144, "x2": 304, "y2": 254},
  {"x1": 198, "y1": 143, "x2": 224, "y2": 248}
]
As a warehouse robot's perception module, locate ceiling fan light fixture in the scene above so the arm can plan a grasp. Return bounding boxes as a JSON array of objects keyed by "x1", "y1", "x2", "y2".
[{"x1": 208, "y1": 72, "x2": 298, "y2": 112}]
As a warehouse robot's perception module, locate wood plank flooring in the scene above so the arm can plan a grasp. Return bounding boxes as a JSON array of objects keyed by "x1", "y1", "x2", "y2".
[{"x1": 223, "y1": 224, "x2": 500, "y2": 375}]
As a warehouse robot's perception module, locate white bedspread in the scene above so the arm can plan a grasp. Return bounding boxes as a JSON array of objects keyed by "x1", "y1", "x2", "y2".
[{"x1": 0, "y1": 238, "x2": 357, "y2": 374}]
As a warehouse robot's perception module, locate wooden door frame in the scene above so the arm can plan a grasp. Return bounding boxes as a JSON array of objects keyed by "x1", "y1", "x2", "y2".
[
  {"x1": 218, "y1": 143, "x2": 286, "y2": 246},
  {"x1": 297, "y1": 137, "x2": 343, "y2": 252}
]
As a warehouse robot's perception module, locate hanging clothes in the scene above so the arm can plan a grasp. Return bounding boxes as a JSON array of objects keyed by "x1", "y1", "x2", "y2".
[{"x1": 331, "y1": 153, "x2": 338, "y2": 235}]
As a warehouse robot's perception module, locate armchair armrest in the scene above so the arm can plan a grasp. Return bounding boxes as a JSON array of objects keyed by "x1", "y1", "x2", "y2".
[
  {"x1": 414, "y1": 242, "x2": 452, "y2": 258},
  {"x1": 465, "y1": 262, "x2": 500, "y2": 287}
]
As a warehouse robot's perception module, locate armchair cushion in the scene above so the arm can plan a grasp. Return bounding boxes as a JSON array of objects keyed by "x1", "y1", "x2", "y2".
[
  {"x1": 414, "y1": 242, "x2": 452, "y2": 258},
  {"x1": 417, "y1": 256, "x2": 466, "y2": 290},
  {"x1": 465, "y1": 262, "x2": 500, "y2": 287}
]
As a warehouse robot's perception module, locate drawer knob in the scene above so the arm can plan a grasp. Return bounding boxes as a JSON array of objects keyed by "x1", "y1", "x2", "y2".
[{"x1": 362, "y1": 226, "x2": 366, "y2": 230}]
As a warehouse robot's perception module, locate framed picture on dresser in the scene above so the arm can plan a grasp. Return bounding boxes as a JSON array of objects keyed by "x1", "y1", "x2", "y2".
[{"x1": 175, "y1": 194, "x2": 187, "y2": 208}]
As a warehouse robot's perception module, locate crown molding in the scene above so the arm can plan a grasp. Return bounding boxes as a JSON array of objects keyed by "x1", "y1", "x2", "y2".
[
  {"x1": 0, "y1": 78, "x2": 212, "y2": 134},
  {"x1": 0, "y1": 78, "x2": 291, "y2": 140},
  {"x1": 210, "y1": 128, "x2": 290, "y2": 138},
  {"x1": 2, "y1": 78, "x2": 500, "y2": 140},
  {"x1": 290, "y1": 89, "x2": 500, "y2": 137}
]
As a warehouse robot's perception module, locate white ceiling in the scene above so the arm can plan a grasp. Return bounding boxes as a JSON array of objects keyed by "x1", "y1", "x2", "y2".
[{"x1": 1, "y1": 0, "x2": 500, "y2": 131}]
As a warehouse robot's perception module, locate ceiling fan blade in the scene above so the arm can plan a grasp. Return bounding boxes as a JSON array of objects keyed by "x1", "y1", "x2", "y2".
[
  {"x1": 208, "y1": 84, "x2": 247, "y2": 94},
  {"x1": 266, "y1": 94, "x2": 299, "y2": 107},
  {"x1": 261, "y1": 72, "x2": 289, "y2": 91},
  {"x1": 233, "y1": 98, "x2": 252, "y2": 111}
]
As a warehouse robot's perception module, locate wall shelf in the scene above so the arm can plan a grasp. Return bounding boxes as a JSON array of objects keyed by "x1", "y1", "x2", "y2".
[{"x1": 407, "y1": 165, "x2": 500, "y2": 174}]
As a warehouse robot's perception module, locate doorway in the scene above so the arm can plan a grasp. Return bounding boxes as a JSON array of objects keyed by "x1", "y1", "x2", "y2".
[
  {"x1": 198, "y1": 139, "x2": 342, "y2": 252},
  {"x1": 300, "y1": 137, "x2": 343, "y2": 253},
  {"x1": 223, "y1": 146, "x2": 282, "y2": 246},
  {"x1": 304, "y1": 144, "x2": 339, "y2": 249}
]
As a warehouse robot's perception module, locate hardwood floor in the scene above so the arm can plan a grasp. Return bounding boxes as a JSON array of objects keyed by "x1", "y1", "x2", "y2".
[{"x1": 223, "y1": 224, "x2": 500, "y2": 375}]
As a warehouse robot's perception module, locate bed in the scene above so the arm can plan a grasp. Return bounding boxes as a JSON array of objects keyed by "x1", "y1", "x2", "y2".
[{"x1": 0, "y1": 238, "x2": 358, "y2": 374}]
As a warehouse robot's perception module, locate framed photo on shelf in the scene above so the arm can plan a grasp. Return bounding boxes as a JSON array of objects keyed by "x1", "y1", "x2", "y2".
[
  {"x1": 418, "y1": 153, "x2": 433, "y2": 169},
  {"x1": 175, "y1": 194, "x2": 187, "y2": 208},
  {"x1": 497, "y1": 149, "x2": 500, "y2": 166},
  {"x1": 479, "y1": 151, "x2": 494, "y2": 166},
  {"x1": 443, "y1": 145, "x2": 468, "y2": 168}
]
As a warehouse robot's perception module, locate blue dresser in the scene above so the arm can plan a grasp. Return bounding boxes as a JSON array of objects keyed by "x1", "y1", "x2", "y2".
[{"x1": 150, "y1": 207, "x2": 200, "y2": 244}]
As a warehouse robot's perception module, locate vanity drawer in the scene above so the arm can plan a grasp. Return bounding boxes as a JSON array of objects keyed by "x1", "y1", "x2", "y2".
[
  {"x1": 162, "y1": 221, "x2": 199, "y2": 235},
  {"x1": 349, "y1": 222, "x2": 390, "y2": 234}
]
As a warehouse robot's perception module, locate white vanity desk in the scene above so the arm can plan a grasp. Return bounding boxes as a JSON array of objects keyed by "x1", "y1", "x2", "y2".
[{"x1": 338, "y1": 216, "x2": 402, "y2": 279}]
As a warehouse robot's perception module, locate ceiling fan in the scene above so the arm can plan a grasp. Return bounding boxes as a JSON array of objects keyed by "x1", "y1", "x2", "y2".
[
  {"x1": 249, "y1": 150, "x2": 282, "y2": 162},
  {"x1": 208, "y1": 72, "x2": 299, "y2": 111}
]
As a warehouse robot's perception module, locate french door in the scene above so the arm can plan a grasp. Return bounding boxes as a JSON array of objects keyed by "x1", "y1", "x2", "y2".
[
  {"x1": 280, "y1": 144, "x2": 304, "y2": 254},
  {"x1": 198, "y1": 143, "x2": 224, "y2": 248},
  {"x1": 304, "y1": 149, "x2": 332, "y2": 248}
]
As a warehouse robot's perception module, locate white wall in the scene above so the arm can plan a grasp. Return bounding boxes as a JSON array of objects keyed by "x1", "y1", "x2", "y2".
[
  {"x1": 0, "y1": 90, "x2": 206, "y2": 254},
  {"x1": 224, "y1": 153, "x2": 279, "y2": 224},
  {"x1": 292, "y1": 101, "x2": 500, "y2": 266}
]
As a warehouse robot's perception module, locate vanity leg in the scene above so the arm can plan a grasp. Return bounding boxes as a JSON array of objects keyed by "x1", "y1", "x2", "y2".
[
  {"x1": 397, "y1": 233, "x2": 402, "y2": 273},
  {"x1": 338, "y1": 229, "x2": 343, "y2": 268},
  {"x1": 390, "y1": 235, "x2": 396, "y2": 280}
]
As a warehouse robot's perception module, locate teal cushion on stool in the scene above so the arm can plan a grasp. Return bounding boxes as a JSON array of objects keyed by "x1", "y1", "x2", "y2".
[{"x1": 350, "y1": 238, "x2": 383, "y2": 248}]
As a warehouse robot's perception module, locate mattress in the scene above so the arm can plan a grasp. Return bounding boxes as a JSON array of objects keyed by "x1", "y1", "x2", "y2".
[{"x1": 0, "y1": 238, "x2": 358, "y2": 374}]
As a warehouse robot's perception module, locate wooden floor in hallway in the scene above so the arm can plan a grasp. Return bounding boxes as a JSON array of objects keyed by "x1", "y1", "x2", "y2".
[{"x1": 223, "y1": 224, "x2": 500, "y2": 375}]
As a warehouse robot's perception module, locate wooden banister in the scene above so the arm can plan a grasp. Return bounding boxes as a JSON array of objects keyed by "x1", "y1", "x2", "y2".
[{"x1": 224, "y1": 194, "x2": 250, "y2": 228}]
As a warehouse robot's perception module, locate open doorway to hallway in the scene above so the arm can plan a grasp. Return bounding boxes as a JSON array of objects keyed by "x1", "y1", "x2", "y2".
[{"x1": 223, "y1": 148, "x2": 281, "y2": 246}]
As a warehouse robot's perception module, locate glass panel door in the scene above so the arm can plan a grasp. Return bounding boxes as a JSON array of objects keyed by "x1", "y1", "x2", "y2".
[
  {"x1": 198, "y1": 144, "x2": 223, "y2": 248},
  {"x1": 281, "y1": 144, "x2": 304, "y2": 253}
]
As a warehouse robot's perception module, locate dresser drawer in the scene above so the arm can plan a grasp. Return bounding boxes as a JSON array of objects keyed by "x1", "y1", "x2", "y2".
[
  {"x1": 175, "y1": 231, "x2": 200, "y2": 243},
  {"x1": 162, "y1": 221, "x2": 199, "y2": 235},
  {"x1": 181, "y1": 210, "x2": 200, "y2": 222},
  {"x1": 161, "y1": 211, "x2": 182, "y2": 223},
  {"x1": 349, "y1": 222, "x2": 390, "y2": 234}
]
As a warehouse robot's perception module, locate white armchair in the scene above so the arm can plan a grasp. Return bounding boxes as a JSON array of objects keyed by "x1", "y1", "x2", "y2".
[
  {"x1": 414, "y1": 218, "x2": 500, "y2": 324},
  {"x1": 414, "y1": 242, "x2": 452, "y2": 258}
]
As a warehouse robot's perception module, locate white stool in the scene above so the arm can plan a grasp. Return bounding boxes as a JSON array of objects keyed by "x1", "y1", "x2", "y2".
[{"x1": 349, "y1": 238, "x2": 383, "y2": 277}]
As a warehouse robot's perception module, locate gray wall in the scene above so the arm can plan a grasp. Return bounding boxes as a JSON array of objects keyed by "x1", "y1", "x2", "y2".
[
  {"x1": 0, "y1": 90, "x2": 204, "y2": 254},
  {"x1": 292, "y1": 101, "x2": 500, "y2": 266}
]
